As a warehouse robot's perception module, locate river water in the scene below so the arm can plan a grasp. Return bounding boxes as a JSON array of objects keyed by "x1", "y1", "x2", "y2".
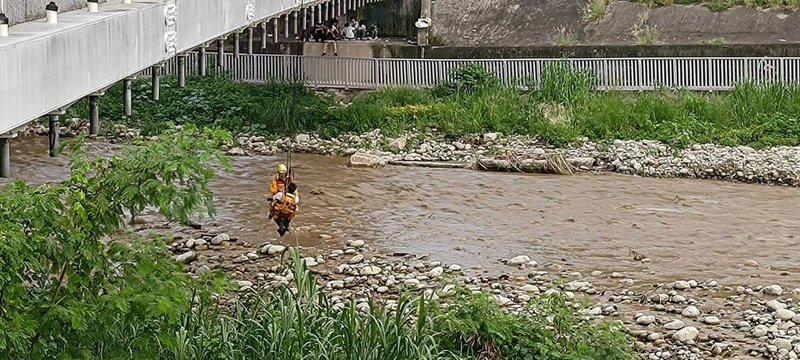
[{"x1": 5, "y1": 135, "x2": 800, "y2": 287}]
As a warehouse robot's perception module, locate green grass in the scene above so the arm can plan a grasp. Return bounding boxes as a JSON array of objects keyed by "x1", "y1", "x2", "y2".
[
  {"x1": 630, "y1": 0, "x2": 800, "y2": 11},
  {"x1": 71, "y1": 64, "x2": 800, "y2": 149}
]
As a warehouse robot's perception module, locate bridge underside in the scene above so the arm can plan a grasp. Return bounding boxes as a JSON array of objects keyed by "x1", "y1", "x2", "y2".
[{"x1": 0, "y1": 0, "x2": 385, "y2": 177}]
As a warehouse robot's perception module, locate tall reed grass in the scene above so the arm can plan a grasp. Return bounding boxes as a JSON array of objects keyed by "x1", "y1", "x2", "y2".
[{"x1": 69, "y1": 65, "x2": 800, "y2": 149}]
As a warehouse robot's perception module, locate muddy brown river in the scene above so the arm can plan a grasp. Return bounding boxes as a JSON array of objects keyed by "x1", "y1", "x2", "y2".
[{"x1": 4, "y1": 135, "x2": 800, "y2": 287}]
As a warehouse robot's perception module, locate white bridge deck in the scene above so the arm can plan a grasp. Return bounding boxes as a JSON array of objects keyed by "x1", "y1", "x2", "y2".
[{"x1": 0, "y1": 0, "x2": 381, "y2": 136}]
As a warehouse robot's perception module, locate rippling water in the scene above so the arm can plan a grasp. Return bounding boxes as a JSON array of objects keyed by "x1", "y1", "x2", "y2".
[{"x1": 5, "y1": 135, "x2": 800, "y2": 286}]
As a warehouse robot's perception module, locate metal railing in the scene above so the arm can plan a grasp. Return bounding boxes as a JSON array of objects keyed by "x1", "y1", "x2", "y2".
[{"x1": 142, "y1": 54, "x2": 800, "y2": 91}]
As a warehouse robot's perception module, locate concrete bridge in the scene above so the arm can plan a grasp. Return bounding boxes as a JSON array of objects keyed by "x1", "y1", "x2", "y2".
[{"x1": 0, "y1": 0, "x2": 386, "y2": 177}]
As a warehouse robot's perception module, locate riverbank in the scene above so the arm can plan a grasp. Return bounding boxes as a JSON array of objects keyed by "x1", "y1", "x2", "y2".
[
  {"x1": 24, "y1": 120, "x2": 800, "y2": 186},
  {"x1": 156, "y1": 216, "x2": 800, "y2": 360}
]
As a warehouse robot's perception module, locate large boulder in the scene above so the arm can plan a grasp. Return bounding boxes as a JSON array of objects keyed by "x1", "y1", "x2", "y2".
[{"x1": 348, "y1": 152, "x2": 386, "y2": 168}]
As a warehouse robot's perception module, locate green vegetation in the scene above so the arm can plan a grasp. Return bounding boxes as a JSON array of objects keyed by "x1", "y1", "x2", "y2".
[
  {"x1": 0, "y1": 128, "x2": 636, "y2": 358},
  {"x1": 584, "y1": 0, "x2": 614, "y2": 22},
  {"x1": 552, "y1": 26, "x2": 579, "y2": 46},
  {"x1": 67, "y1": 62, "x2": 800, "y2": 149},
  {"x1": 632, "y1": 0, "x2": 800, "y2": 11}
]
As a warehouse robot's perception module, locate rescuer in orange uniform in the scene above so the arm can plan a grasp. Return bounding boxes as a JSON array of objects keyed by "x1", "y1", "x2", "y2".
[
  {"x1": 270, "y1": 164, "x2": 294, "y2": 196},
  {"x1": 271, "y1": 182, "x2": 299, "y2": 237}
]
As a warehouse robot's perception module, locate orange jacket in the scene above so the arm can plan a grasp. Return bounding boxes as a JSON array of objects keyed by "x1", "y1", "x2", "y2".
[
  {"x1": 269, "y1": 174, "x2": 295, "y2": 196},
  {"x1": 272, "y1": 192, "x2": 298, "y2": 219}
]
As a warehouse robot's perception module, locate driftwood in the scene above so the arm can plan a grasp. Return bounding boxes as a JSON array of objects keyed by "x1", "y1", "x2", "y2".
[
  {"x1": 476, "y1": 155, "x2": 595, "y2": 175},
  {"x1": 387, "y1": 160, "x2": 471, "y2": 169}
]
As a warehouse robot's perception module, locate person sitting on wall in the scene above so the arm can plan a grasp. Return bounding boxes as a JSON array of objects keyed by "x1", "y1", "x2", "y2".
[
  {"x1": 313, "y1": 23, "x2": 326, "y2": 43},
  {"x1": 369, "y1": 24, "x2": 379, "y2": 40},
  {"x1": 356, "y1": 20, "x2": 367, "y2": 40},
  {"x1": 343, "y1": 23, "x2": 356, "y2": 40},
  {"x1": 322, "y1": 20, "x2": 339, "y2": 56}
]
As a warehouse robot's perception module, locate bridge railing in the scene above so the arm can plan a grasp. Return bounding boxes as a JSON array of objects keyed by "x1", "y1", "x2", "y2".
[{"x1": 143, "y1": 54, "x2": 800, "y2": 91}]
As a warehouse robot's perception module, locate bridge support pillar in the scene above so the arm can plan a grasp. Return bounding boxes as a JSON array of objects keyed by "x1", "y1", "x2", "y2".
[
  {"x1": 234, "y1": 32, "x2": 241, "y2": 57},
  {"x1": 89, "y1": 93, "x2": 102, "y2": 136},
  {"x1": 248, "y1": 27, "x2": 254, "y2": 55},
  {"x1": 123, "y1": 77, "x2": 134, "y2": 116},
  {"x1": 0, "y1": 136, "x2": 10, "y2": 178},
  {"x1": 177, "y1": 54, "x2": 188, "y2": 88},
  {"x1": 48, "y1": 113, "x2": 61, "y2": 157},
  {"x1": 261, "y1": 22, "x2": 268, "y2": 49},
  {"x1": 272, "y1": 18, "x2": 279, "y2": 43},
  {"x1": 217, "y1": 38, "x2": 225, "y2": 72},
  {"x1": 293, "y1": 11, "x2": 299, "y2": 36},
  {"x1": 311, "y1": 6, "x2": 316, "y2": 29},
  {"x1": 198, "y1": 46, "x2": 208, "y2": 76},
  {"x1": 283, "y1": 14, "x2": 289, "y2": 39},
  {"x1": 151, "y1": 64, "x2": 162, "y2": 101}
]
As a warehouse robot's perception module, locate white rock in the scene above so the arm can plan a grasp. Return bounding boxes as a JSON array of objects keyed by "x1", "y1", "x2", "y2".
[
  {"x1": 388, "y1": 137, "x2": 407, "y2": 153},
  {"x1": 565, "y1": 281, "x2": 592, "y2": 291},
  {"x1": 681, "y1": 306, "x2": 701, "y2": 318},
  {"x1": 295, "y1": 134, "x2": 311, "y2": 143},
  {"x1": 302, "y1": 257, "x2": 318, "y2": 267},
  {"x1": 193, "y1": 238, "x2": 207, "y2": 247},
  {"x1": 348, "y1": 152, "x2": 386, "y2": 168},
  {"x1": 349, "y1": 254, "x2": 364, "y2": 264},
  {"x1": 664, "y1": 319, "x2": 685, "y2": 330},
  {"x1": 376, "y1": 286, "x2": 389, "y2": 293},
  {"x1": 703, "y1": 316, "x2": 721, "y2": 325},
  {"x1": 175, "y1": 251, "x2": 197, "y2": 264},
  {"x1": 774, "y1": 339, "x2": 793, "y2": 351},
  {"x1": 236, "y1": 280, "x2": 253, "y2": 290},
  {"x1": 348, "y1": 240, "x2": 365, "y2": 248},
  {"x1": 428, "y1": 266, "x2": 444, "y2": 278},
  {"x1": 403, "y1": 279, "x2": 421, "y2": 288},
  {"x1": 768, "y1": 300, "x2": 788, "y2": 311},
  {"x1": 744, "y1": 259, "x2": 760, "y2": 267},
  {"x1": 672, "y1": 327, "x2": 699, "y2": 342},
  {"x1": 507, "y1": 255, "x2": 531, "y2": 266},
  {"x1": 360, "y1": 266, "x2": 382, "y2": 276},
  {"x1": 491, "y1": 295, "x2": 512, "y2": 306},
  {"x1": 246, "y1": 252, "x2": 259, "y2": 260},
  {"x1": 232, "y1": 255, "x2": 249, "y2": 263},
  {"x1": 776, "y1": 309, "x2": 797, "y2": 321},
  {"x1": 636, "y1": 315, "x2": 656, "y2": 325},
  {"x1": 328, "y1": 280, "x2": 344, "y2": 289},
  {"x1": 319, "y1": 234, "x2": 333, "y2": 240},
  {"x1": 211, "y1": 233, "x2": 230, "y2": 245},
  {"x1": 448, "y1": 264, "x2": 462, "y2": 272},
  {"x1": 673, "y1": 281, "x2": 691, "y2": 290},
  {"x1": 195, "y1": 265, "x2": 211, "y2": 275},
  {"x1": 439, "y1": 284, "x2": 457, "y2": 297},
  {"x1": 753, "y1": 324, "x2": 769, "y2": 337},
  {"x1": 520, "y1": 284, "x2": 540, "y2": 293},
  {"x1": 763, "y1": 285, "x2": 784, "y2": 296}
]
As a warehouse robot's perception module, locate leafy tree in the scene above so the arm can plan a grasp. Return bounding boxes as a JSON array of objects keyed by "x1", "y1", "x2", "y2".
[{"x1": 0, "y1": 125, "x2": 231, "y2": 359}]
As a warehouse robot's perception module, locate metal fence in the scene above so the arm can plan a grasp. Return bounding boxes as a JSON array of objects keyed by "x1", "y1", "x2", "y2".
[{"x1": 141, "y1": 54, "x2": 800, "y2": 91}]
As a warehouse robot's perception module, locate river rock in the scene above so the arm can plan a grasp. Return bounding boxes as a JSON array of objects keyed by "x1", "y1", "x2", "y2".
[
  {"x1": 428, "y1": 266, "x2": 444, "y2": 278},
  {"x1": 672, "y1": 327, "x2": 699, "y2": 342},
  {"x1": 520, "y1": 284, "x2": 540, "y2": 293},
  {"x1": 319, "y1": 234, "x2": 333, "y2": 240},
  {"x1": 360, "y1": 266, "x2": 382, "y2": 276},
  {"x1": 774, "y1": 339, "x2": 793, "y2": 351},
  {"x1": 227, "y1": 147, "x2": 245, "y2": 156},
  {"x1": 744, "y1": 259, "x2": 760, "y2": 267},
  {"x1": 246, "y1": 252, "x2": 259, "y2": 260},
  {"x1": 664, "y1": 319, "x2": 685, "y2": 330},
  {"x1": 295, "y1": 134, "x2": 311, "y2": 143},
  {"x1": 348, "y1": 152, "x2": 386, "y2": 168},
  {"x1": 682, "y1": 306, "x2": 701, "y2": 318},
  {"x1": 348, "y1": 240, "x2": 365, "y2": 248},
  {"x1": 195, "y1": 265, "x2": 211, "y2": 275},
  {"x1": 776, "y1": 309, "x2": 797, "y2": 321},
  {"x1": 236, "y1": 280, "x2": 253, "y2": 290},
  {"x1": 507, "y1": 255, "x2": 531, "y2": 266},
  {"x1": 211, "y1": 233, "x2": 230, "y2": 245},
  {"x1": 232, "y1": 255, "x2": 249, "y2": 263},
  {"x1": 388, "y1": 137, "x2": 407, "y2": 153},
  {"x1": 377, "y1": 286, "x2": 389, "y2": 293},
  {"x1": 404, "y1": 279, "x2": 421, "y2": 288},
  {"x1": 763, "y1": 285, "x2": 784, "y2": 296},
  {"x1": 637, "y1": 315, "x2": 656, "y2": 325},
  {"x1": 491, "y1": 295, "x2": 513, "y2": 306},
  {"x1": 175, "y1": 251, "x2": 196, "y2": 264},
  {"x1": 448, "y1": 264, "x2": 462, "y2": 272},
  {"x1": 673, "y1": 281, "x2": 691, "y2": 290},
  {"x1": 483, "y1": 133, "x2": 499, "y2": 142},
  {"x1": 753, "y1": 325, "x2": 769, "y2": 337},
  {"x1": 193, "y1": 238, "x2": 207, "y2": 247},
  {"x1": 261, "y1": 244, "x2": 287, "y2": 255},
  {"x1": 703, "y1": 316, "x2": 721, "y2": 325},
  {"x1": 349, "y1": 254, "x2": 364, "y2": 264},
  {"x1": 768, "y1": 300, "x2": 788, "y2": 311}
]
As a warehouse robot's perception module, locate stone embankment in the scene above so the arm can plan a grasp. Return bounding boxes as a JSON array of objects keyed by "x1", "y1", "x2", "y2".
[
  {"x1": 24, "y1": 119, "x2": 800, "y2": 186},
  {"x1": 163, "y1": 220, "x2": 800, "y2": 360},
  {"x1": 229, "y1": 129, "x2": 800, "y2": 187}
]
